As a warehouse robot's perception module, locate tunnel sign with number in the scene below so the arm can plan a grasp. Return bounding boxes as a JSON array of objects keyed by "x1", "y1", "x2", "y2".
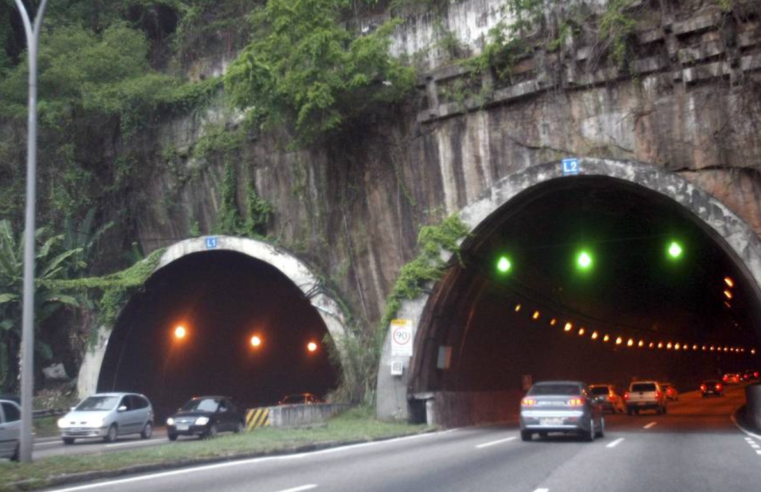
[{"x1": 390, "y1": 319, "x2": 413, "y2": 357}]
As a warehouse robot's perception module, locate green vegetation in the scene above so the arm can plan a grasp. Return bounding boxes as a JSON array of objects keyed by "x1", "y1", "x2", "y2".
[
  {"x1": 598, "y1": 0, "x2": 637, "y2": 70},
  {"x1": 225, "y1": 0, "x2": 416, "y2": 143},
  {"x1": 0, "y1": 409, "x2": 429, "y2": 491},
  {"x1": 0, "y1": 220, "x2": 84, "y2": 392}
]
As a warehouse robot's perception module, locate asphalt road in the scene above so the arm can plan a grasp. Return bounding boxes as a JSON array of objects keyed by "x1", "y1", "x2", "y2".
[
  {"x1": 47, "y1": 384, "x2": 761, "y2": 492},
  {"x1": 33, "y1": 427, "x2": 171, "y2": 459}
]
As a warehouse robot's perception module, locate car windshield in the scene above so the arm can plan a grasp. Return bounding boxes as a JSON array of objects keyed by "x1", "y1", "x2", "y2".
[
  {"x1": 528, "y1": 384, "x2": 580, "y2": 396},
  {"x1": 631, "y1": 383, "x2": 657, "y2": 392},
  {"x1": 282, "y1": 395, "x2": 304, "y2": 403},
  {"x1": 704, "y1": 380, "x2": 719, "y2": 385},
  {"x1": 590, "y1": 387, "x2": 610, "y2": 395},
  {"x1": 661, "y1": 384, "x2": 671, "y2": 389},
  {"x1": 182, "y1": 398, "x2": 219, "y2": 412},
  {"x1": 76, "y1": 396, "x2": 119, "y2": 411}
]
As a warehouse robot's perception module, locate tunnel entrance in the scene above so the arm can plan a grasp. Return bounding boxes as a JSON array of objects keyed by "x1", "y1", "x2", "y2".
[
  {"x1": 97, "y1": 250, "x2": 340, "y2": 420},
  {"x1": 391, "y1": 166, "x2": 761, "y2": 426}
]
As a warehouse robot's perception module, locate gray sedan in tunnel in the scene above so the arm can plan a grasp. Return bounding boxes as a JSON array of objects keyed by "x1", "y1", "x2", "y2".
[{"x1": 519, "y1": 381, "x2": 604, "y2": 442}]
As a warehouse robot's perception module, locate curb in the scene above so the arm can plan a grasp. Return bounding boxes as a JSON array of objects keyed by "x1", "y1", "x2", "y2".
[
  {"x1": 731, "y1": 405, "x2": 761, "y2": 440},
  {"x1": 9, "y1": 428, "x2": 437, "y2": 491}
]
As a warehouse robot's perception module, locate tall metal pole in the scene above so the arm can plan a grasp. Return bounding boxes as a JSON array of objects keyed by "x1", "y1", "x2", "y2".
[{"x1": 14, "y1": 0, "x2": 50, "y2": 463}]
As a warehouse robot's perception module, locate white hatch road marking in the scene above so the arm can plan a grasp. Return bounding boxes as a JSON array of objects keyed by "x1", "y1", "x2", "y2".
[
  {"x1": 643, "y1": 422, "x2": 658, "y2": 429},
  {"x1": 756, "y1": 450, "x2": 761, "y2": 455},
  {"x1": 49, "y1": 430, "x2": 444, "y2": 492},
  {"x1": 106, "y1": 440, "x2": 165, "y2": 448},
  {"x1": 476, "y1": 437, "x2": 516, "y2": 449},
  {"x1": 731, "y1": 407, "x2": 761, "y2": 440},
  {"x1": 606, "y1": 438, "x2": 625, "y2": 448},
  {"x1": 533, "y1": 489, "x2": 549, "y2": 492},
  {"x1": 275, "y1": 486, "x2": 317, "y2": 492}
]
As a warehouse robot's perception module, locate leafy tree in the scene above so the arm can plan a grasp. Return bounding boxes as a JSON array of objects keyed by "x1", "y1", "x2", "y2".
[
  {"x1": 0, "y1": 220, "x2": 83, "y2": 392},
  {"x1": 225, "y1": 0, "x2": 416, "y2": 143}
]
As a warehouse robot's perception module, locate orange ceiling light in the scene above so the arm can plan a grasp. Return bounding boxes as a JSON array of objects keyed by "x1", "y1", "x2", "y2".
[
  {"x1": 564, "y1": 322, "x2": 573, "y2": 332},
  {"x1": 578, "y1": 327, "x2": 586, "y2": 336},
  {"x1": 174, "y1": 325, "x2": 187, "y2": 340},
  {"x1": 724, "y1": 290, "x2": 733, "y2": 299},
  {"x1": 533, "y1": 311, "x2": 541, "y2": 320},
  {"x1": 724, "y1": 277, "x2": 734, "y2": 288},
  {"x1": 591, "y1": 331, "x2": 599, "y2": 340}
]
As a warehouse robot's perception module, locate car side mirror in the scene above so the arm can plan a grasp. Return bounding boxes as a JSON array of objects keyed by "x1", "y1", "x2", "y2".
[{"x1": 118, "y1": 405, "x2": 128, "y2": 412}]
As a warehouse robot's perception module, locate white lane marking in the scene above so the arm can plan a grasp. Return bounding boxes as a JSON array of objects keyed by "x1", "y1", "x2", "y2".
[
  {"x1": 756, "y1": 450, "x2": 761, "y2": 455},
  {"x1": 276, "y1": 486, "x2": 317, "y2": 492},
  {"x1": 533, "y1": 489, "x2": 549, "y2": 492},
  {"x1": 106, "y1": 440, "x2": 165, "y2": 448},
  {"x1": 34, "y1": 441, "x2": 62, "y2": 447},
  {"x1": 643, "y1": 422, "x2": 657, "y2": 429},
  {"x1": 476, "y1": 436, "x2": 516, "y2": 449},
  {"x1": 730, "y1": 407, "x2": 761, "y2": 440},
  {"x1": 50, "y1": 431, "x2": 444, "y2": 492},
  {"x1": 606, "y1": 438, "x2": 625, "y2": 448}
]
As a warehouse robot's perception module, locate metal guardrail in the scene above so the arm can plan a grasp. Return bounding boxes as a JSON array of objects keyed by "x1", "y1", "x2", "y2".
[{"x1": 33, "y1": 408, "x2": 66, "y2": 419}]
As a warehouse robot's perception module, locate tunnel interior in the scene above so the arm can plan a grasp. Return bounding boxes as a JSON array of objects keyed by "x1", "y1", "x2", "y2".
[
  {"x1": 98, "y1": 251, "x2": 339, "y2": 420},
  {"x1": 411, "y1": 176, "x2": 761, "y2": 398}
]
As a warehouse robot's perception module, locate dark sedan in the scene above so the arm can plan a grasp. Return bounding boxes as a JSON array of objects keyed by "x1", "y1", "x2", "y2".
[
  {"x1": 700, "y1": 380, "x2": 724, "y2": 397},
  {"x1": 519, "y1": 381, "x2": 604, "y2": 442},
  {"x1": 166, "y1": 396, "x2": 245, "y2": 440}
]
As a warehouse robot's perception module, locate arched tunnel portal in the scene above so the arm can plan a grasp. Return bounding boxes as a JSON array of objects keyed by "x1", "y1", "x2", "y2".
[
  {"x1": 79, "y1": 237, "x2": 349, "y2": 420},
  {"x1": 377, "y1": 158, "x2": 761, "y2": 425}
]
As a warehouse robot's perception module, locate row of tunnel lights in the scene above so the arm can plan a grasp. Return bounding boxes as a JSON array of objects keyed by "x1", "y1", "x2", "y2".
[
  {"x1": 172, "y1": 325, "x2": 321, "y2": 353},
  {"x1": 512, "y1": 303, "x2": 757, "y2": 356}
]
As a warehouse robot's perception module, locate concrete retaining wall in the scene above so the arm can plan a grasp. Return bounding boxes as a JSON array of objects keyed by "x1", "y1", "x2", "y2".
[
  {"x1": 746, "y1": 384, "x2": 761, "y2": 431},
  {"x1": 268, "y1": 403, "x2": 351, "y2": 428},
  {"x1": 428, "y1": 391, "x2": 524, "y2": 428}
]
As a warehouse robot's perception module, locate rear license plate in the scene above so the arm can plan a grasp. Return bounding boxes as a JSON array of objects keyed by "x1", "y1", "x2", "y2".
[
  {"x1": 540, "y1": 418, "x2": 563, "y2": 426},
  {"x1": 176, "y1": 424, "x2": 189, "y2": 431}
]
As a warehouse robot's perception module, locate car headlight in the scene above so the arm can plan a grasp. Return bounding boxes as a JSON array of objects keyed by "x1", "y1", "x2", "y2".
[
  {"x1": 57, "y1": 418, "x2": 66, "y2": 428},
  {"x1": 166, "y1": 417, "x2": 175, "y2": 426},
  {"x1": 195, "y1": 417, "x2": 209, "y2": 426}
]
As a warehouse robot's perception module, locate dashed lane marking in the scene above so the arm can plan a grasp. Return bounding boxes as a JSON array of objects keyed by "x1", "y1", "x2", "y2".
[
  {"x1": 643, "y1": 422, "x2": 657, "y2": 429},
  {"x1": 533, "y1": 489, "x2": 549, "y2": 492},
  {"x1": 275, "y1": 486, "x2": 317, "y2": 492},
  {"x1": 606, "y1": 438, "x2": 625, "y2": 448},
  {"x1": 476, "y1": 436, "x2": 517, "y2": 449}
]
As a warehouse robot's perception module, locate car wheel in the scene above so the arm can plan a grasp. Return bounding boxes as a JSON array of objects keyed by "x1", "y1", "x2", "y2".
[
  {"x1": 168, "y1": 433, "x2": 178, "y2": 441},
  {"x1": 104, "y1": 424, "x2": 118, "y2": 443},
  {"x1": 234, "y1": 421, "x2": 245, "y2": 434},
  {"x1": 595, "y1": 416, "x2": 605, "y2": 438},
  {"x1": 627, "y1": 408, "x2": 633, "y2": 416},
  {"x1": 204, "y1": 423, "x2": 218, "y2": 439},
  {"x1": 538, "y1": 431, "x2": 548, "y2": 438},
  {"x1": 520, "y1": 430, "x2": 532, "y2": 442},
  {"x1": 656, "y1": 406, "x2": 662, "y2": 415},
  {"x1": 634, "y1": 409, "x2": 640, "y2": 415},
  {"x1": 141, "y1": 422, "x2": 153, "y2": 439},
  {"x1": 10, "y1": 443, "x2": 19, "y2": 462},
  {"x1": 583, "y1": 419, "x2": 595, "y2": 442},
  {"x1": 662, "y1": 405, "x2": 668, "y2": 415},
  {"x1": 62, "y1": 437, "x2": 75, "y2": 445}
]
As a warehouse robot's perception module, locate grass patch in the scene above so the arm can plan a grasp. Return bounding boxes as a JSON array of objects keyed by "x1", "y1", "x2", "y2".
[
  {"x1": 31, "y1": 417, "x2": 60, "y2": 439},
  {"x1": 0, "y1": 410, "x2": 429, "y2": 491}
]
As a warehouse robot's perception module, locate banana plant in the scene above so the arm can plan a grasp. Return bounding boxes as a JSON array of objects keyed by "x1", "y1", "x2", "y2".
[{"x1": 0, "y1": 219, "x2": 83, "y2": 391}]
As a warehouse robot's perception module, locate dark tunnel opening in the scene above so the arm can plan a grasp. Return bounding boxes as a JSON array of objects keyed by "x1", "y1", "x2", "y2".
[
  {"x1": 98, "y1": 251, "x2": 339, "y2": 420},
  {"x1": 411, "y1": 176, "x2": 761, "y2": 403}
]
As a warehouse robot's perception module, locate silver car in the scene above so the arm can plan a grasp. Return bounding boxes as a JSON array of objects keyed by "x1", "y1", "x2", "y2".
[
  {"x1": 520, "y1": 381, "x2": 605, "y2": 442},
  {"x1": 58, "y1": 393, "x2": 154, "y2": 444},
  {"x1": 0, "y1": 399, "x2": 21, "y2": 461}
]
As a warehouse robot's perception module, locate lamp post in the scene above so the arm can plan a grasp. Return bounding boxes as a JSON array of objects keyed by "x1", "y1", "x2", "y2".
[{"x1": 14, "y1": 0, "x2": 50, "y2": 463}]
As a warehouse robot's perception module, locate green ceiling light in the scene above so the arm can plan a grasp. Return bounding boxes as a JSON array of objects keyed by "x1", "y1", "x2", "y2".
[
  {"x1": 496, "y1": 256, "x2": 512, "y2": 274},
  {"x1": 667, "y1": 241, "x2": 683, "y2": 259},
  {"x1": 576, "y1": 250, "x2": 593, "y2": 270}
]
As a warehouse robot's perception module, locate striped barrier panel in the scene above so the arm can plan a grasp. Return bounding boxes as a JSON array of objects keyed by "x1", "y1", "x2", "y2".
[{"x1": 245, "y1": 407, "x2": 271, "y2": 431}]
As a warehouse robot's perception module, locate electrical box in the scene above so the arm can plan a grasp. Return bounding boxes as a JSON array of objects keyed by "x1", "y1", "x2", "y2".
[{"x1": 391, "y1": 360, "x2": 404, "y2": 376}]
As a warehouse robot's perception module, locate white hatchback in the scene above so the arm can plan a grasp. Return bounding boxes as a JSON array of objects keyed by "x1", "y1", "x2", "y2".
[
  {"x1": 58, "y1": 393, "x2": 154, "y2": 444},
  {"x1": 0, "y1": 399, "x2": 21, "y2": 461}
]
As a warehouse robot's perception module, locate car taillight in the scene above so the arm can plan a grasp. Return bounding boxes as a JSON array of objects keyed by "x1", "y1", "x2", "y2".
[
  {"x1": 716, "y1": 384, "x2": 722, "y2": 391},
  {"x1": 755, "y1": 372, "x2": 759, "y2": 378},
  {"x1": 655, "y1": 391, "x2": 661, "y2": 399},
  {"x1": 723, "y1": 375, "x2": 729, "y2": 381},
  {"x1": 521, "y1": 398, "x2": 537, "y2": 406},
  {"x1": 700, "y1": 384, "x2": 707, "y2": 391},
  {"x1": 624, "y1": 392, "x2": 630, "y2": 400},
  {"x1": 608, "y1": 395, "x2": 615, "y2": 401},
  {"x1": 567, "y1": 398, "x2": 584, "y2": 407}
]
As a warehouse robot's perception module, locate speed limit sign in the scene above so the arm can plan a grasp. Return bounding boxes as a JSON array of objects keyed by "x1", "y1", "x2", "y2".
[{"x1": 390, "y1": 319, "x2": 413, "y2": 357}]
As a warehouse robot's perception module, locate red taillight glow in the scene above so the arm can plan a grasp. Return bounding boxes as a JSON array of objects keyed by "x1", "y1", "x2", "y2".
[
  {"x1": 608, "y1": 395, "x2": 615, "y2": 401},
  {"x1": 655, "y1": 391, "x2": 662, "y2": 399},
  {"x1": 521, "y1": 398, "x2": 537, "y2": 406},
  {"x1": 716, "y1": 384, "x2": 722, "y2": 391},
  {"x1": 700, "y1": 384, "x2": 707, "y2": 391},
  {"x1": 755, "y1": 372, "x2": 759, "y2": 378},
  {"x1": 567, "y1": 398, "x2": 584, "y2": 407},
  {"x1": 624, "y1": 392, "x2": 630, "y2": 400}
]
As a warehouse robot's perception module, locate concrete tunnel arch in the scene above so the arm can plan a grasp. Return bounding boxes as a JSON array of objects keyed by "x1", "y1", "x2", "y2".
[
  {"x1": 77, "y1": 235, "x2": 350, "y2": 399},
  {"x1": 376, "y1": 157, "x2": 761, "y2": 421}
]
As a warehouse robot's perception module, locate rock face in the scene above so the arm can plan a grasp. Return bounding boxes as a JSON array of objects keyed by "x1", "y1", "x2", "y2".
[{"x1": 135, "y1": 0, "x2": 761, "y2": 336}]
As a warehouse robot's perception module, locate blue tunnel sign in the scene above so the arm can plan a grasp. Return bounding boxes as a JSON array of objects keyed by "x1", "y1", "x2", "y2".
[{"x1": 562, "y1": 158, "x2": 580, "y2": 176}]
